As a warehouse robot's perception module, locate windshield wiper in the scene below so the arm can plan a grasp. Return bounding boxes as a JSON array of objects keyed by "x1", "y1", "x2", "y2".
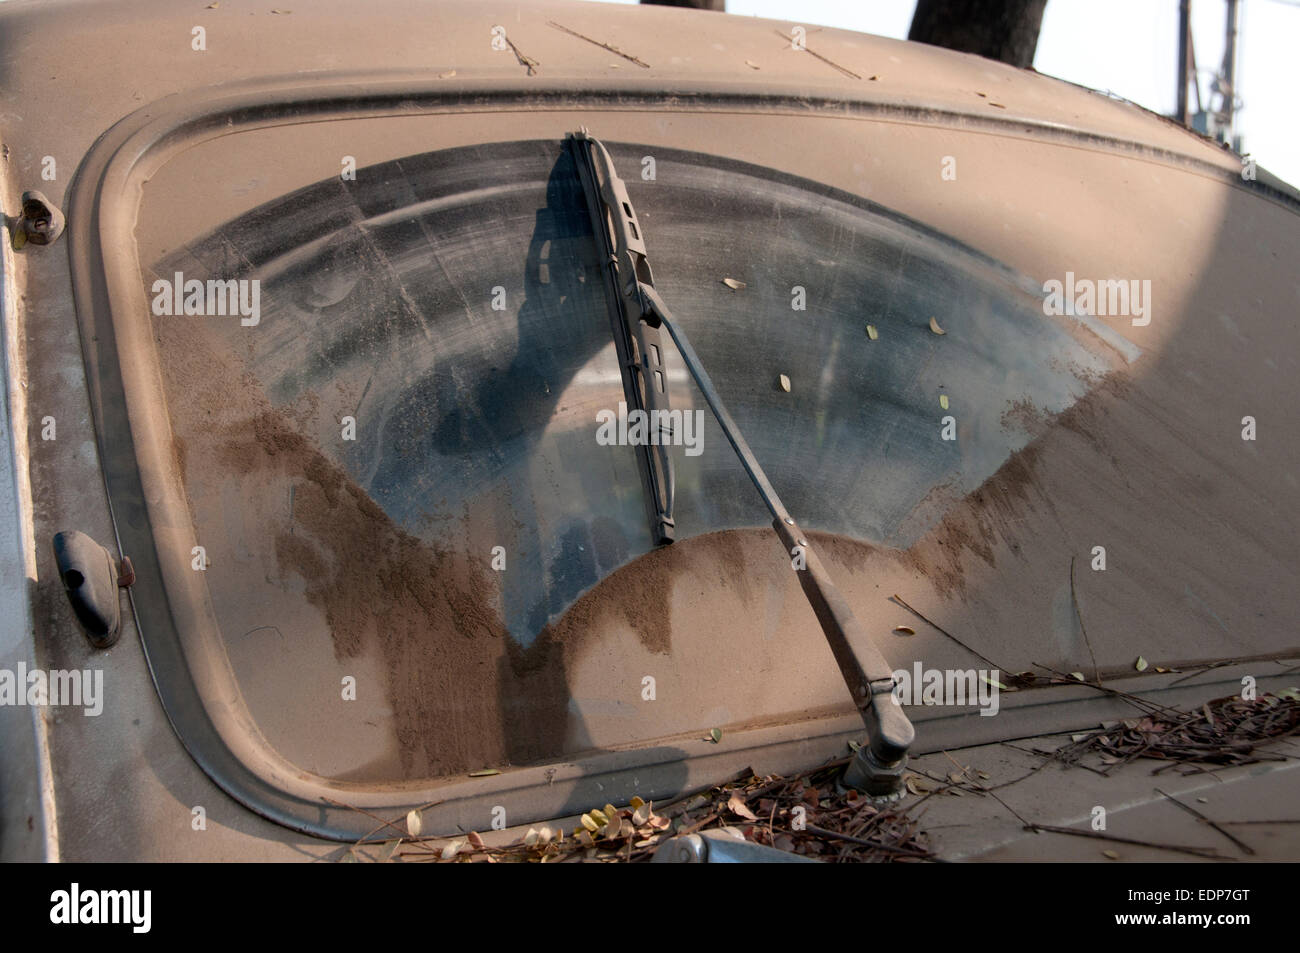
[
  {"x1": 568, "y1": 130, "x2": 914, "y2": 799},
  {"x1": 570, "y1": 130, "x2": 676, "y2": 545}
]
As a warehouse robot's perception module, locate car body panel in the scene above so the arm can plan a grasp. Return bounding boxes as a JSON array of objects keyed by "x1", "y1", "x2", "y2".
[{"x1": 2, "y1": 0, "x2": 1297, "y2": 857}]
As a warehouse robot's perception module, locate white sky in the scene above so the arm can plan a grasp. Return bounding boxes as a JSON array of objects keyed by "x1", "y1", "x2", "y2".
[{"x1": 594, "y1": 0, "x2": 1300, "y2": 188}]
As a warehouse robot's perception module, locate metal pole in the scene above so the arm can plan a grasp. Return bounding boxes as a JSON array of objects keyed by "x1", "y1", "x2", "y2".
[
  {"x1": 1177, "y1": 0, "x2": 1192, "y2": 126},
  {"x1": 1222, "y1": 0, "x2": 1240, "y2": 144}
]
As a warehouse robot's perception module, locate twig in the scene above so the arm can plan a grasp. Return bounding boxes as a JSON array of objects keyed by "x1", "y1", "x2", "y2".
[
  {"x1": 771, "y1": 29, "x2": 861, "y2": 79},
  {"x1": 1219, "y1": 818, "x2": 1300, "y2": 825},
  {"x1": 322, "y1": 796, "x2": 442, "y2": 850},
  {"x1": 1069, "y1": 555, "x2": 1101, "y2": 684},
  {"x1": 505, "y1": 38, "x2": 539, "y2": 75},
  {"x1": 1155, "y1": 788, "x2": 1255, "y2": 855},
  {"x1": 804, "y1": 824, "x2": 937, "y2": 860},
  {"x1": 890, "y1": 594, "x2": 1005, "y2": 670},
  {"x1": 548, "y1": 21, "x2": 650, "y2": 68},
  {"x1": 1025, "y1": 823, "x2": 1228, "y2": 859}
]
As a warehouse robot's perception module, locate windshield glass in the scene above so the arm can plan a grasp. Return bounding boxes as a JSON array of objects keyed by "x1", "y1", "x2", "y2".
[{"x1": 145, "y1": 139, "x2": 1102, "y2": 783}]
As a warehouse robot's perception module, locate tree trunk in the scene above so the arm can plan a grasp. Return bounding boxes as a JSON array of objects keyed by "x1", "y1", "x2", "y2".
[{"x1": 908, "y1": 0, "x2": 1047, "y2": 69}]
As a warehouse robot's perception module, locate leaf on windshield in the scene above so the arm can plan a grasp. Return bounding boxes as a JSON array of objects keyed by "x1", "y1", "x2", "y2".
[
  {"x1": 929, "y1": 317, "x2": 946, "y2": 335},
  {"x1": 722, "y1": 277, "x2": 746, "y2": 290},
  {"x1": 866, "y1": 324, "x2": 879, "y2": 340}
]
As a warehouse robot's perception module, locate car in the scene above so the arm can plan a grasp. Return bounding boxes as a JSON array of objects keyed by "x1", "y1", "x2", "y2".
[{"x1": 1, "y1": 0, "x2": 1297, "y2": 863}]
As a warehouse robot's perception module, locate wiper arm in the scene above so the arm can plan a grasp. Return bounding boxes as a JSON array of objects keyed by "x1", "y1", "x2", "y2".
[
  {"x1": 570, "y1": 130, "x2": 676, "y2": 545},
  {"x1": 568, "y1": 131, "x2": 914, "y2": 799}
]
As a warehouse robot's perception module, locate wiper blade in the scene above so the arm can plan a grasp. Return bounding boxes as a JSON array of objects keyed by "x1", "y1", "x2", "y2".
[
  {"x1": 569, "y1": 130, "x2": 676, "y2": 545},
  {"x1": 568, "y1": 131, "x2": 914, "y2": 799}
]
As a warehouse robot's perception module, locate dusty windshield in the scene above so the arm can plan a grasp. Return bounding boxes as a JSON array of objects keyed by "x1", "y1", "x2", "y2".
[{"x1": 145, "y1": 139, "x2": 1100, "y2": 782}]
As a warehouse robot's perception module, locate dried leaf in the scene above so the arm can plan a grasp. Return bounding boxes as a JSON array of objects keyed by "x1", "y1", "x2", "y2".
[
  {"x1": 467, "y1": 831, "x2": 485, "y2": 849},
  {"x1": 1135, "y1": 656, "x2": 1149, "y2": 672},
  {"x1": 939, "y1": 394, "x2": 949, "y2": 410},
  {"x1": 709, "y1": 728, "x2": 723, "y2": 744},
  {"x1": 778, "y1": 374, "x2": 791, "y2": 393},
  {"x1": 929, "y1": 316, "x2": 946, "y2": 335},
  {"x1": 406, "y1": 809, "x2": 423, "y2": 837},
  {"x1": 1070, "y1": 672, "x2": 1086, "y2": 681},
  {"x1": 441, "y1": 838, "x2": 465, "y2": 860},
  {"x1": 206, "y1": 1, "x2": 219, "y2": 7},
  {"x1": 892, "y1": 625, "x2": 916, "y2": 636},
  {"x1": 727, "y1": 791, "x2": 759, "y2": 821},
  {"x1": 580, "y1": 813, "x2": 599, "y2": 832},
  {"x1": 271, "y1": 8, "x2": 291, "y2": 13},
  {"x1": 629, "y1": 796, "x2": 645, "y2": 810},
  {"x1": 866, "y1": 324, "x2": 879, "y2": 340},
  {"x1": 377, "y1": 839, "x2": 401, "y2": 862},
  {"x1": 904, "y1": 774, "x2": 937, "y2": 795},
  {"x1": 744, "y1": 59, "x2": 761, "y2": 69},
  {"x1": 468, "y1": 768, "x2": 500, "y2": 777},
  {"x1": 722, "y1": 277, "x2": 746, "y2": 290},
  {"x1": 980, "y1": 674, "x2": 1009, "y2": 691},
  {"x1": 632, "y1": 802, "x2": 652, "y2": 826},
  {"x1": 589, "y1": 808, "x2": 609, "y2": 826},
  {"x1": 437, "y1": 69, "x2": 457, "y2": 79},
  {"x1": 1102, "y1": 849, "x2": 1120, "y2": 860}
]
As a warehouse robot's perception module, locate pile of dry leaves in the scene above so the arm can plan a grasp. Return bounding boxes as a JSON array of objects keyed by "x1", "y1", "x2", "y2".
[
  {"x1": 1049, "y1": 689, "x2": 1300, "y2": 774},
  {"x1": 339, "y1": 754, "x2": 933, "y2": 863}
]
